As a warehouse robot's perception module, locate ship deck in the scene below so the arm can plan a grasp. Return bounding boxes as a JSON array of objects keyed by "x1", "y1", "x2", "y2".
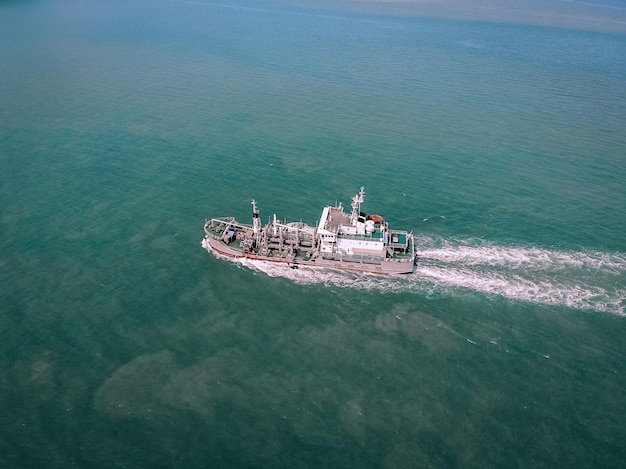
[{"x1": 325, "y1": 207, "x2": 351, "y2": 232}]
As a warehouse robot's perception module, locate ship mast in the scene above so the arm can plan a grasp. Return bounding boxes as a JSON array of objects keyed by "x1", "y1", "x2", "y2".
[
  {"x1": 350, "y1": 186, "x2": 365, "y2": 225},
  {"x1": 251, "y1": 199, "x2": 261, "y2": 235}
]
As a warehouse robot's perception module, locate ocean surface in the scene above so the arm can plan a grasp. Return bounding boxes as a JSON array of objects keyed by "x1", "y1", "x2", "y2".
[{"x1": 1, "y1": 0, "x2": 625, "y2": 467}]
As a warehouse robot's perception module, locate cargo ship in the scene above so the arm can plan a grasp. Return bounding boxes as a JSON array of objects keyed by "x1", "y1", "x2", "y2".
[{"x1": 202, "y1": 187, "x2": 416, "y2": 274}]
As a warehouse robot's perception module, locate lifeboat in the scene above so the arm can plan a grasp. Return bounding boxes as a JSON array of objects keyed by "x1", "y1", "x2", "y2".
[{"x1": 367, "y1": 213, "x2": 385, "y2": 223}]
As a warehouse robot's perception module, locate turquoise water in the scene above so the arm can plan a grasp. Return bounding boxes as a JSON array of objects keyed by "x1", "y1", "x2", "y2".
[{"x1": 1, "y1": 0, "x2": 625, "y2": 467}]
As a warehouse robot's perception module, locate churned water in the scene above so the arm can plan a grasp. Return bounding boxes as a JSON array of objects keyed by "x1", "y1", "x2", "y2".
[{"x1": 1, "y1": 0, "x2": 625, "y2": 467}]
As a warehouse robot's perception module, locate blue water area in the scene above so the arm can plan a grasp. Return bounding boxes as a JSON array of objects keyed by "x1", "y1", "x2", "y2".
[{"x1": 1, "y1": 0, "x2": 625, "y2": 467}]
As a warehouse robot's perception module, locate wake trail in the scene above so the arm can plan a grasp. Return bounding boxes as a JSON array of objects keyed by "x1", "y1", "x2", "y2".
[{"x1": 414, "y1": 237, "x2": 625, "y2": 315}]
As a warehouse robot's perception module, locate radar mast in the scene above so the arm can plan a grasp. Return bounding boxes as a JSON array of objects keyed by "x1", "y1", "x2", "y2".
[{"x1": 350, "y1": 186, "x2": 366, "y2": 224}]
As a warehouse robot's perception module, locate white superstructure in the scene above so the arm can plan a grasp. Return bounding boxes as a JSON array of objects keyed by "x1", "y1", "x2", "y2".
[{"x1": 317, "y1": 187, "x2": 397, "y2": 258}]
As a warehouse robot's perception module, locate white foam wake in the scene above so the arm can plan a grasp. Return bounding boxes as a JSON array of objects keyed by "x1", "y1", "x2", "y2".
[
  {"x1": 206, "y1": 237, "x2": 626, "y2": 316},
  {"x1": 417, "y1": 242, "x2": 625, "y2": 273},
  {"x1": 414, "y1": 239, "x2": 625, "y2": 314}
]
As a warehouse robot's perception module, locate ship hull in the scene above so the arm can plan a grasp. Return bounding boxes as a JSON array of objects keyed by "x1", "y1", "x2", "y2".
[{"x1": 202, "y1": 234, "x2": 416, "y2": 275}]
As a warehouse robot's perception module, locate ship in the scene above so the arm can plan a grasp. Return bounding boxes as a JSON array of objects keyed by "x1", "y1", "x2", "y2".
[{"x1": 201, "y1": 187, "x2": 416, "y2": 274}]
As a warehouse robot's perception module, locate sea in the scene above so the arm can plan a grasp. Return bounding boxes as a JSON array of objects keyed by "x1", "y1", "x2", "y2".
[{"x1": 1, "y1": 0, "x2": 625, "y2": 467}]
